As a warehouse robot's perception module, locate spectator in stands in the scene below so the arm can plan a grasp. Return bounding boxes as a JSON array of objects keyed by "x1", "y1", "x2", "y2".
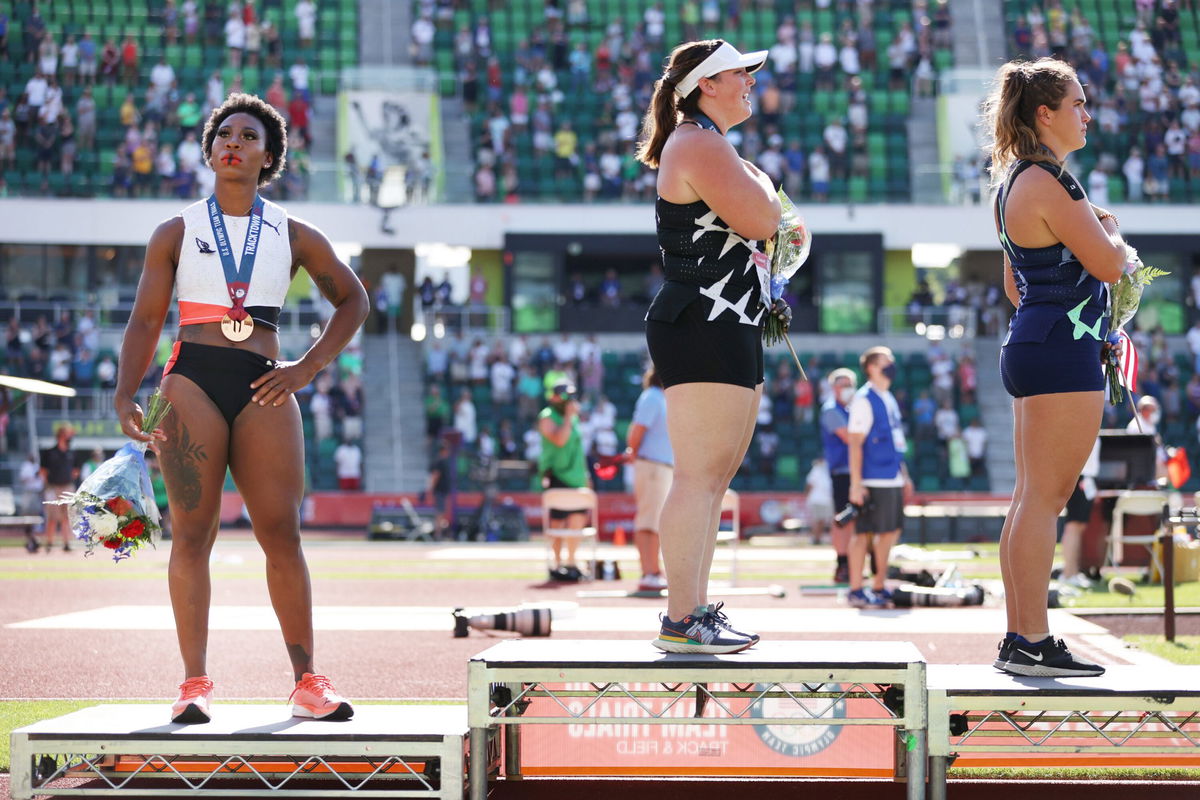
[
  {"x1": 224, "y1": 9, "x2": 245, "y2": 68},
  {"x1": 638, "y1": 39, "x2": 784, "y2": 654},
  {"x1": 32, "y1": 113, "x2": 56, "y2": 191},
  {"x1": 846, "y1": 347, "x2": 911, "y2": 608},
  {"x1": 98, "y1": 38, "x2": 119, "y2": 85},
  {"x1": 120, "y1": 34, "x2": 138, "y2": 86},
  {"x1": 986, "y1": 58, "x2": 1123, "y2": 678},
  {"x1": 411, "y1": 11, "x2": 435, "y2": 66},
  {"x1": 288, "y1": 93, "x2": 310, "y2": 148},
  {"x1": 76, "y1": 31, "x2": 96, "y2": 86},
  {"x1": 39, "y1": 423, "x2": 77, "y2": 553},
  {"x1": 0, "y1": 108, "x2": 13, "y2": 172},
  {"x1": 453, "y1": 387, "x2": 477, "y2": 446},
  {"x1": 59, "y1": 33, "x2": 79, "y2": 88},
  {"x1": 334, "y1": 439, "x2": 363, "y2": 491},
  {"x1": 538, "y1": 381, "x2": 590, "y2": 580},
  {"x1": 963, "y1": 417, "x2": 988, "y2": 478},
  {"x1": 822, "y1": 367, "x2": 857, "y2": 583}
]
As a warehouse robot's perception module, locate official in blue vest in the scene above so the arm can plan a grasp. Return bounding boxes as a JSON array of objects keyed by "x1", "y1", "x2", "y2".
[
  {"x1": 846, "y1": 347, "x2": 912, "y2": 608},
  {"x1": 820, "y1": 367, "x2": 857, "y2": 584}
]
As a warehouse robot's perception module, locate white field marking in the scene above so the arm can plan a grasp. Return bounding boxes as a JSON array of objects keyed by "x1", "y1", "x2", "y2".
[
  {"x1": 423, "y1": 544, "x2": 838, "y2": 562},
  {"x1": 7, "y1": 606, "x2": 1107, "y2": 635}
]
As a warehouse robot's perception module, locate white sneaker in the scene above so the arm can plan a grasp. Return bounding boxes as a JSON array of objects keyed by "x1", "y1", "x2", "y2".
[
  {"x1": 637, "y1": 573, "x2": 668, "y2": 592},
  {"x1": 1066, "y1": 573, "x2": 1093, "y2": 590}
]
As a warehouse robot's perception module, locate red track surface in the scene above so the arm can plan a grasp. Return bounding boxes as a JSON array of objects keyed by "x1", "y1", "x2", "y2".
[{"x1": 2, "y1": 530, "x2": 1195, "y2": 798}]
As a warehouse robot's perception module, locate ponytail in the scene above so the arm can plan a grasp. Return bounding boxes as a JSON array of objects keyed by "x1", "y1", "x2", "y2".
[
  {"x1": 635, "y1": 39, "x2": 723, "y2": 168},
  {"x1": 982, "y1": 57, "x2": 1078, "y2": 185}
]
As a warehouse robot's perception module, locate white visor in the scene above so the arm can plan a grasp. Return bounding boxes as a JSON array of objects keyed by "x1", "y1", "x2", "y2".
[{"x1": 674, "y1": 42, "x2": 768, "y2": 99}]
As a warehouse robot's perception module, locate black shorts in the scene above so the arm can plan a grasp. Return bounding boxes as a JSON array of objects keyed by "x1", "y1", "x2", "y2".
[
  {"x1": 1064, "y1": 482, "x2": 1094, "y2": 523},
  {"x1": 163, "y1": 340, "x2": 277, "y2": 428},
  {"x1": 1001, "y1": 316, "x2": 1105, "y2": 398},
  {"x1": 858, "y1": 485, "x2": 904, "y2": 535},
  {"x1": 832, "y1": 473, "x2": 851, "y2": 512},
  {"x1": 646, "y1": 299, "x2": 764, "y2": 389}
]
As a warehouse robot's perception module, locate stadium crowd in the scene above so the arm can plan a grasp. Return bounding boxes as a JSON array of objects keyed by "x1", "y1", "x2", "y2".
[
  {"x1": 419, "y1": 326, "x2": 988, "y2": 495},
  {"x1": 955, "y1": 0, "x2": 1200, "y2": 204},
  {"x1": 413, "y1": 0, "x2": 953, "y2": 203},
  {"x1": 0, "y1": 1, "x2": 329, "y2": 199}
]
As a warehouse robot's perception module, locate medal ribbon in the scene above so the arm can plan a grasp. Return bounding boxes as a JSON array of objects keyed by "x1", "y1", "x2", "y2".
[{"x1": 206, "y1": 194, "x2": 264, "y2": 323}]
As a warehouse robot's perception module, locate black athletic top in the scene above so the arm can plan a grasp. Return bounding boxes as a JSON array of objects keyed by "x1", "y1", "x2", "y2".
[{"x1": 646, "y1": 116, "x2": 771, "y2": 328}]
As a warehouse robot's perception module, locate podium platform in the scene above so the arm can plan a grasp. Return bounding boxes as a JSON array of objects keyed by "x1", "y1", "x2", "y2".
[
  {"x1": 467, "y1": 639, "x2": 927, "y2": 800},
  {"x1": 927, "y1": 665, "x2": 1200, "y2": 800},
  {"x1": 10, "y1": 704, "x2": 474, "y2": 799}
]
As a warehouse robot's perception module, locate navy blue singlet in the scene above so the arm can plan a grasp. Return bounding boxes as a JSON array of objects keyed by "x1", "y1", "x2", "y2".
[{"x1": 997, "y1": 159, "x2": 1110, "y2": 398}]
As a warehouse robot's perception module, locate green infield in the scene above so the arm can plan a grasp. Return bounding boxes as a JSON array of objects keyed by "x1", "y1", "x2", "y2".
[
  {"x1": 1063, "y1": 579, "x2": 1200, "y2": 609},
  {"x1": 1125, "y1": 635, "x2": 1200, "y2": 665},
  {"x1": 950, "y1": 766, "x2": 1200, "y2": 781}
]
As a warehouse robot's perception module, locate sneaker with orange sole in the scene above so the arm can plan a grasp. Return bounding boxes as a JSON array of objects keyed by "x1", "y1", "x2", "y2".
[
  {"x1": 171, "y1": 676, "x2": 214, "y2": 724},
  {"x1": 290, "y1": 673, "x2": 354, "y2": 720}
]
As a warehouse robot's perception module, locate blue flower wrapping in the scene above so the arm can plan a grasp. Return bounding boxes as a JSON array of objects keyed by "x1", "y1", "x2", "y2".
[{"x1": 64, "y1": 442, "x2": 162, "y2": 535}]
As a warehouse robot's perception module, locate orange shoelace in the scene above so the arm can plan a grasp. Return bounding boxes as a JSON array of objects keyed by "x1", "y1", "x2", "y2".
[
  {"x1": 290, "y1": 673, "x2": 335, "y2": 701},
  {"x1": 177, "y1": 676, "x2": 213, "y2": 700}
]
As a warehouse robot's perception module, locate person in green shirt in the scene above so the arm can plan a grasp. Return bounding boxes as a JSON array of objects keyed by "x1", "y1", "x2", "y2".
[
  {"x1": 537, "y1": 381, "x2": 591, "y2": 579},
  {"x1": 176, "y1": 92, "x2": 203, "y2": 134}
]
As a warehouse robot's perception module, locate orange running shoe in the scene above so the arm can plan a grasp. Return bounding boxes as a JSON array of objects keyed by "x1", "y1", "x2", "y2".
[
  {"x1": 171, "y1": 676, "x2": 214, "y2": 724},
  {"x1": 289, "y1": 673, "x2": 354, "y2": 720}
]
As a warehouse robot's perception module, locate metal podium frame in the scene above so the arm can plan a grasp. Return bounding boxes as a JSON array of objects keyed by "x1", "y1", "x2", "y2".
[
  {"x1": 466, "y1": 639, "x2": 928, "y2": 800},
  {"x1": 927, "y1": 665, "x2": 1200, "y2": 800},
  {"x1": 10, "y1": 704, "x2": 475, "y2": 799}
]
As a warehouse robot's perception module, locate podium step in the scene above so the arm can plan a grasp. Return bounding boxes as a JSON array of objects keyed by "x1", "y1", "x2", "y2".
[{"x1": 10, "y1": 704, "x2": 475, "y2": 799}]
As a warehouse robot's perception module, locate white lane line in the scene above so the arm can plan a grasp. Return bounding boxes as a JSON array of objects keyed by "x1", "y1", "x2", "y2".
[{"x1": 7, "y1": 605, "x2": 1105, "y2": 635}]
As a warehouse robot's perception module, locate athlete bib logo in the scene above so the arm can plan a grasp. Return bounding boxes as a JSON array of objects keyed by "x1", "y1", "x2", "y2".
[
  {"x1": 195, "y1": 238, "x2": 215, "y2": 254},
  {"x1": 752, "y1": 682, "x2": 846, "y2": 757}
]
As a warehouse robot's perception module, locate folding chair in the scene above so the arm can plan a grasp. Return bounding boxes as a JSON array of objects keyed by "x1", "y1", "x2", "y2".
[
  {"x1": 541, "y1": 487, "x2": 599, "y2": 579},
  {"x1": 1108, "y1": 490, "x2": 1166, "y2": 569}
]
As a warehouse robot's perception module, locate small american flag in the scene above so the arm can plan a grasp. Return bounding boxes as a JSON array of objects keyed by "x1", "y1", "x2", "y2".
[{"x1": 1118, "y1": 329, "x2": 1138, "y2": 394}]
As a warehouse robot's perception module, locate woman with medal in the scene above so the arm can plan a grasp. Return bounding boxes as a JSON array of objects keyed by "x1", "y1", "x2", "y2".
[
  {"x1": 114, "y1": 94, "x2": 369, "y2": 723},
  {"x1": 636, "y1": 40, "x2": 787, "y2": 654},
  {"x1": 984, "y1": 59, "x2": 1125, "y2": 677}
]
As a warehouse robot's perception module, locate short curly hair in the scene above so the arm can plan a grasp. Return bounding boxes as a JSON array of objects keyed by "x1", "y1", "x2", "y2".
[{"x1": 201, "y1": 93, "x2": 288, "y2": 187}]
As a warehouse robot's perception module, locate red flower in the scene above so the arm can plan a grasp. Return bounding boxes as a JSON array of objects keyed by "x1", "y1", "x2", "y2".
[
  {"x1": 103, "y1": 538, "x2": 121, "y2": 549},
  {"x1": 120, "y1": 520, "x2": 145, "y2": 540},
  {"x1": 105, "y1": 497, "x2": 134, "y2": 516}
]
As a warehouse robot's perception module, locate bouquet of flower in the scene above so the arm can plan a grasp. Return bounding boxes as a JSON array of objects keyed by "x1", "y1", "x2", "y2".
[
  {"x1": 46, "y1": 390, "x2": 172, "y2": 561},
  {"x1": 762, "y1": 188, "x2": 812, "y2": 348},
  {"x1": 1103, "y1": 245, "x2": 1169, "y2": 407}
]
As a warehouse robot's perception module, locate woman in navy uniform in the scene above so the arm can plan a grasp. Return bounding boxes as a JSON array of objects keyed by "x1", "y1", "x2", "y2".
[
  {"x1": 985, "y1": 59, "x2": 1127, "y2": 677},
  {"x1": 636, "y1": 40, "x2": 787, "y2": 654}
]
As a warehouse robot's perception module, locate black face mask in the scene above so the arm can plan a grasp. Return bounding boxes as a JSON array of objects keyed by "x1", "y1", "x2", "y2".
[{"x1": 881, "y1": 363, "x2": 897, "y2": 381}]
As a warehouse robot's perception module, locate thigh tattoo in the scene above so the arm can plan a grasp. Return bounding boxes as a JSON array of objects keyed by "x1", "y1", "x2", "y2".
[{"x1": 161, "y1": 411, "x2": 209, "y2": 512}]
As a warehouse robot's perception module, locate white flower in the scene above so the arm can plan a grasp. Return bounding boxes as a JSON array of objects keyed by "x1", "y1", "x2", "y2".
[{"x1": 90, "y1": 512, "x2": 120, "y2": 539}]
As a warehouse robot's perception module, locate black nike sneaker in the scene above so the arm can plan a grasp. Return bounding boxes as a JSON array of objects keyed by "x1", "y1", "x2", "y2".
[
  {"x1": 992, "y1": 636, "x2": 1015, "y2": 670},
  {"x1": 1002, "y1": 637, "x2": 1105, "y2": 677}
]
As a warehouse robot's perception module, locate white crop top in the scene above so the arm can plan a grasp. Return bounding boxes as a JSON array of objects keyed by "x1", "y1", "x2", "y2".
[{"x1": 175, "y1": 197, "x2": 293, "y2": 326}]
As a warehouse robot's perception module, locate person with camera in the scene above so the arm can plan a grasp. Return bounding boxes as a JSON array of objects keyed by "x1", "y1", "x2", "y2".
[
  {"x1": 846, "y1": 347, "x2": 912, "y2": 608},
  {"x1": 538, "y1": 381, "x2": 591, "y2": 580},
  {"x1": 821, "y1": 367, "x2": 858, "y2": 584}
]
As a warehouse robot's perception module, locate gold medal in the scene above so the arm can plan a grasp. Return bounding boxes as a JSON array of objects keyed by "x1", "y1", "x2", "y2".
[{"x1": 221, "y1": 313, "x2": 254, "y2": 342}]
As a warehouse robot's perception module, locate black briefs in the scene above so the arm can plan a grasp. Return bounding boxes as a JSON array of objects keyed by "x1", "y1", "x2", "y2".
[{"x1": 163, "y1": 340, "x2": 278, "y2": 427}]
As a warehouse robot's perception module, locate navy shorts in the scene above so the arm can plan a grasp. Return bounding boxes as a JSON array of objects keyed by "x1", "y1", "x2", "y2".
[
  {"x1": 1000, "y1": 317, "x2": 1105, "y2": 398},
  {"x1": 646, "y1": 299, "x2": 764, "y2": 389}
]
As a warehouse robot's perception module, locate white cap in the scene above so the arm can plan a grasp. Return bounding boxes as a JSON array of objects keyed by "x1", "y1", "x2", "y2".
[{"x1": 673, "y1": 41, "x2": 768, "y2": 99}]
